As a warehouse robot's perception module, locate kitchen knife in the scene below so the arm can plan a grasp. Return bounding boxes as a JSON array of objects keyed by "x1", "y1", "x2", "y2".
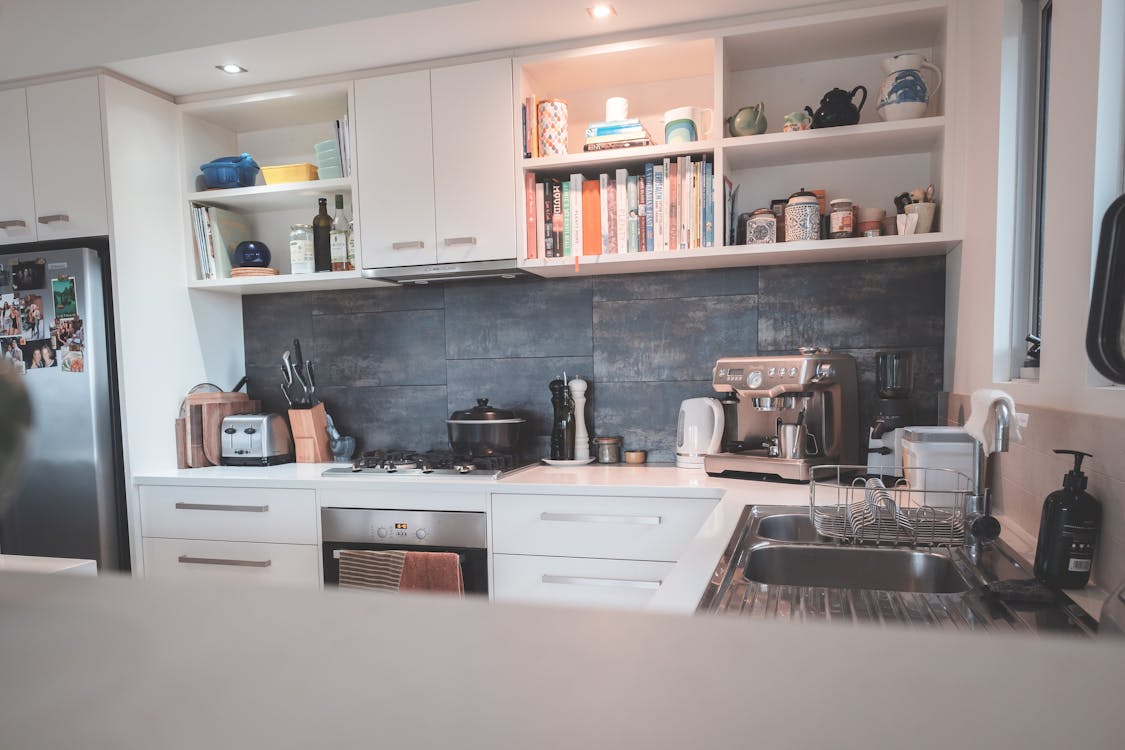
[
  {"x1": 292, "y1": 339, "x2": 304, "y2": 371},
  {"x1": 281, "y1": 363, "x2": 292, "y2": 387}
]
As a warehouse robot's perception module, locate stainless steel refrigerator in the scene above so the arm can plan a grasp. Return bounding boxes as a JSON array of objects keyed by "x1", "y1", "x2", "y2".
[{"x1": 0, "y1": 239, "x2": 127, "y2": 570}]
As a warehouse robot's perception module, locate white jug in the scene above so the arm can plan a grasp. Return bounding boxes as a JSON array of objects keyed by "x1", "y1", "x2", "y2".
[{"x1": 675, "y1": 397, "x2": 724, "y2": 468}]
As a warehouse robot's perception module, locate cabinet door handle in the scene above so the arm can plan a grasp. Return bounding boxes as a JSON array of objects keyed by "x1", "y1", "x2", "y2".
[
  {"x1": 442, "y1": 236, "x2": 477, "y2": 247},
  {"x1": 175, "y1": 502, "x2": 269, "y2": 513},
  {"x1": 37, "y1": 213, "x2": 70, "y2": 225},
  {"x1": 539, "y1": 512, "x2": 662, "y2": 525},
  {"x1": 0, "y1": 220, "x2": 27, "y2": 229},
  {"x1": 541, "y1": 574, "x2": 661, "y2": 590},
  {"x1": 391, "y1": 240, "x2": 425, "y2": 250},
  {"x1": 177, "y1": 555, "x2": 272, "y2": 568}
]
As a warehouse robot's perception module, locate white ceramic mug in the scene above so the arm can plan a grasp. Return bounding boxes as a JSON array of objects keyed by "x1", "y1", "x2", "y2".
[
  {"x1": 605, "y1": 96, "x2": 629, "y2": 122},
  {"x1": 663, "y1": 106, "x2": 714, "y2": 144}
]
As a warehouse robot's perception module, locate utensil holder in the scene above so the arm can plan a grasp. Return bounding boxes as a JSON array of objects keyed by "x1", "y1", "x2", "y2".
[{"x1": 288, "y1": 402, "x2": 332, "y2": 462}]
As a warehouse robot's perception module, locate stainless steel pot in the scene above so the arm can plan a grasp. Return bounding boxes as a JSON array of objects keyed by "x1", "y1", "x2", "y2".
[{"x1": 446, "y1": 398, "x2": 525, "y2": 457}]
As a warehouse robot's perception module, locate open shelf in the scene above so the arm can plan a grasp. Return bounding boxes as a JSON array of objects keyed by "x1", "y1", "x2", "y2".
[
  {"x1": 187, "y1": 177, "x2": 353, "y2": 212},
  {"x1": 521, "y1": 232, "x2": 959, "y2": 277},
  {"x1": 522, "y1": 140, "x2": 715, "y2": 174},
  {"x1": 187, "y1": 270, "x2": 393, "y2": 295}
]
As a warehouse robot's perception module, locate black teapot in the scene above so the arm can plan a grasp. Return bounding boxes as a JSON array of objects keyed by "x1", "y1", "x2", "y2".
[{"x1": 804, "y1": 85, "x2": 867, "y2": 128}]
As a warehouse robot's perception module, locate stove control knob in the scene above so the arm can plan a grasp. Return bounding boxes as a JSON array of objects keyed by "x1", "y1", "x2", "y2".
[
  {"x1": 376, "y1": 527, "x2": 388, "y2": 539},
  {"x1": 416, "y1": 529, "x2": 428, "y2": 540}
]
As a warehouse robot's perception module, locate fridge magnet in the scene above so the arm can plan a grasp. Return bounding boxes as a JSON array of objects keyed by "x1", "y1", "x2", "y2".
[
  {"x1": 52, "y1": 276, "x2": 77, "y2": 319},
  {"x1": 11, "y1": 259, "x2": 46, "y2": 291},
  {"x1": 51, "y1": 316, "x2": 82, "y2": 350},
  {"x1": 22, "y1": 338, "x2": 56, "y2": 370},
  {"x1": 2, "y1": 336, "x2": 23, "y2": 366},
  {"x1": 1, "y1": 294, "x2": 18, "y2": 336},
  {"x1": 61, "y1": 349, "x2": 84, "y2": 373},
  {"x1": 20, "y1": 294, "x2": 46, "y2": 339}
]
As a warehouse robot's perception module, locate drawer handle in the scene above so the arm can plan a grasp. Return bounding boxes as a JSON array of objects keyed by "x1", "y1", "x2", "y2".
[
  {"x1": 0, "y1": 219, "x2": 28, "y2": 229},
  {"x1": 391, "y1": 240, "x2": 425, "y2": 250},
  {"x1": 175, "y1": 502, "x2": 269, "y2": 513},
  {"x1": 539, "y1": 512, "x2": 662, "y2": 525},
  {"x1": 541, "y1": 574, "x2": 661, "y2": 590},
  {"x1": 442, "y1": 236, "x2": 477, "y2": 247},
  {"x1": 177, "y1": 555, "x2": 272, "y2": 568},
  {"x1": 37, "y1": 213, "x2": 70, "y2": 225}
]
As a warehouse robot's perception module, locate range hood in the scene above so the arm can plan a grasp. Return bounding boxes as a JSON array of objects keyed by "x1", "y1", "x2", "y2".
[{"x1": 361, "y1": 259, "x2": 531, "y2": 285}]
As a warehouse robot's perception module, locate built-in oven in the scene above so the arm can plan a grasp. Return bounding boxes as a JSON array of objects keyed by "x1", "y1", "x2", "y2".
[{"x1": 320, "y1": 508, "x2": 489, "y2": 595}]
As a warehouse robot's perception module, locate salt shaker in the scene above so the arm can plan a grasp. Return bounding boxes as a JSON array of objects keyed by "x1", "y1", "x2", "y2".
[{"x1": 568, "y1": 377, "x2": 590, "y2": 461}]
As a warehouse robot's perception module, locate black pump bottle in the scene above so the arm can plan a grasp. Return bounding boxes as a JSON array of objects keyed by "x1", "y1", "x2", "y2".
[{"x1": 1033, "y1": 450, "x2": 1101, "y2": 589}]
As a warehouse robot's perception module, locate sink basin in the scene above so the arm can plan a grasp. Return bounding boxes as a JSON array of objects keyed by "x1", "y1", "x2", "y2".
[
  {"x1": 753, "y1": 514, "x2": 827, "y2": 543},
  {"x1": 744, "y1": 544, "x2": 972, "y2": 594}
]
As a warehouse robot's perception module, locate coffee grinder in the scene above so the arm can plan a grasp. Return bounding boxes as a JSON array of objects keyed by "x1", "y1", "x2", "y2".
[{"x1": 866, "y1": 350, "x2": 914, "y2": 477}]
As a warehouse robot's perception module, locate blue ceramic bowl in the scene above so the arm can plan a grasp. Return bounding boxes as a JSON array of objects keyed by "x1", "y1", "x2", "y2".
[{"x1": 233, "y1": 241, "x2": 271, "y2": 268}]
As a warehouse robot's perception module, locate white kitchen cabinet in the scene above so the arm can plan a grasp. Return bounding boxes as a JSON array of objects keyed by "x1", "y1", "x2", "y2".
[
  {"x1": 0, "y1": 77, "x2": 108, "y2": 245},
  {"x1": 355, "y1": 58, "x2": 517, "y2": 270},
  {"x1": 138, "y1": 484, "x2": 319, "y2": 588},
  {"x1": 490, "y1": 492, "x2": 715, "y2": 610}
]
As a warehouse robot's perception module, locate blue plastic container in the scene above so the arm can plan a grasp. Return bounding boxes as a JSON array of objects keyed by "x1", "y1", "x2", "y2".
[{"x1": 199, "y1": 153, "x2": 260, "y2": 189}]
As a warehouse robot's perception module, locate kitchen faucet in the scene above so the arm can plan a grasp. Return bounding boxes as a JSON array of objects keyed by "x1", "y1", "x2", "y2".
[{"x1": 964, "y1": 401, "x2": 1009, "y2": 562}]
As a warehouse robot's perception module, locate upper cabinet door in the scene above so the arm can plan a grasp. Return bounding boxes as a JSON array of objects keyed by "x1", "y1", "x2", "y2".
[
  {"x1": 430, "y1": 59, "x2": 517, "y2": 263},
  {"x1": 354, "y1": 69, "x2": 437, "y2": 268},
  {"x1": 26, "y1": 77, "x2": 108, "y2": 240},
  {"x1": 0, "y1": 88, "x2": 38, "y2": 245}
]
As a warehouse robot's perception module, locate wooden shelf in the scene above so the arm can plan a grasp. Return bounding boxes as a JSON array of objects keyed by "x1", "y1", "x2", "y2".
[
  {"x1": 187, "y1": 177, "x2": 353, "y2": 212},
  {"x1": 722, "y1": 118, "x2": 945, "y2": 171},
  {"x1": 521, "y1": 232, "x2": 959, "y2": 277},
  {"x1": 187, "y1": 270, "x2": 393, "y2": 295}
]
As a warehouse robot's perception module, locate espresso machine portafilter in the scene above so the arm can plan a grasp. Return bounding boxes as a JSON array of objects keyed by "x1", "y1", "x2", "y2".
[{"x1": 704, "y1": 349, "x2": 859, "y2": 482}]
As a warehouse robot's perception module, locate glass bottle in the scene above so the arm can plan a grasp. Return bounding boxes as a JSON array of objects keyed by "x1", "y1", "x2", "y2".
[
  {"x1": 549, "y1": 378, "x2": 575, "y2": 460},
  {"x1": 312, "y1": 198, "x2": 332, "y2": 272},
  {"x1": 289, "y1": 224, "x2": 315, "y2": 274},
  {"x1": 330, "y1": 194, "x2": 351, "y2": 271}
]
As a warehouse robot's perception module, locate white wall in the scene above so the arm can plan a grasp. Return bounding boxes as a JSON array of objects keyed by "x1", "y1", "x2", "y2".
[{"x1": 949, "y1": 0, "x2": 1125, "y2": 417}]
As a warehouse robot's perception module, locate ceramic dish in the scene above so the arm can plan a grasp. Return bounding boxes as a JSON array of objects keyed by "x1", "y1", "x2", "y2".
[{"x1": 541, "y1": 457, "x2": 596, "y2": 466}]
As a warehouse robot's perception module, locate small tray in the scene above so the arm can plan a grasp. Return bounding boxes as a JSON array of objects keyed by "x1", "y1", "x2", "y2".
[{"x1": 541, "y1": 457, "x2": 596, "y2": 466}]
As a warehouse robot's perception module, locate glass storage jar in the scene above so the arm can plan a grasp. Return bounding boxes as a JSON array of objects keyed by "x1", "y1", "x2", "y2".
[
  {"x1": 593, "y1": 435, "x2": 623, "y2": 464},
  {"x1": 829, "y1": 198, "x2": 855, "y2": 239},
  {"x1": 289, "y1": 224, "x2": 315, "y2": 274}
]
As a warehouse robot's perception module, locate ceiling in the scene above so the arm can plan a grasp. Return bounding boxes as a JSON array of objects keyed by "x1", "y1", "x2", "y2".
[{"x1": 0, "y1": 0, "x2": 837, "y2": 98}]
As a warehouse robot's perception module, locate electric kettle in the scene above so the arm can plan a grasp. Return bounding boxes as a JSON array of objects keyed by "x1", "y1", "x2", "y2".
[{"x1": 675, "y1": 397, "x2": 724, "y2": 468}]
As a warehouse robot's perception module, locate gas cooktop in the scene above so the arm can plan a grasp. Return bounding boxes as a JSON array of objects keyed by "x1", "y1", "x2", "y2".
[{"x1": 321, "y1": 450, "x2": 535, "y2": 479}]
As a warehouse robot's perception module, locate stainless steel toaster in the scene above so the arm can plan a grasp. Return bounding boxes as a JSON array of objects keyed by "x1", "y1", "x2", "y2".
[{"x1": 220, "y1": 413, "x2": 293, "y2": 466}]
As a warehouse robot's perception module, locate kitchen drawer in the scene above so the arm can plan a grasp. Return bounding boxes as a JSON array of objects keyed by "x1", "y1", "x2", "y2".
[
  {"x1": 491, "y1": 494, "x2": 715, "y2": 562},
  {"x1": 139, "y1": 485, "x2": 317, "y2": 544},
  {"x1": 492, "y1": 554, "x2": 673, "y2": 610},
  {"x1": 141, "y1": 538, "x2": 320, "y2": 589}
]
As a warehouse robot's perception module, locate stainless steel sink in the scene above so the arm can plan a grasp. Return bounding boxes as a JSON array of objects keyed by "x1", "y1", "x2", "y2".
[
  {"x1": 744, "y1": 545, "x2": 971, "y2": 594},
  {"x1": 754, "y1": 513, "x2": 828, "y2": 544}
]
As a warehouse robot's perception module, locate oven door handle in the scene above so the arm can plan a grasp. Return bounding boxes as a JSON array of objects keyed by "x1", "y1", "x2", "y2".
[
  {"x1": 541, "y1": 574, "x2": 661, "y2": 590},
  {"x1": 539, "y1": 512, "x2": 662, "y2": 525}
]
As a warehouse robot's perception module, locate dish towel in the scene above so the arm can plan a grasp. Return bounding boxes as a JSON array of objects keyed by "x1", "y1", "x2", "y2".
[
  {"x1": 338, "y1": 550, "x2": 463, "y2": 596},
  {"x1": 963, "y1": 389, "x2": 1022, "y2": 456}
]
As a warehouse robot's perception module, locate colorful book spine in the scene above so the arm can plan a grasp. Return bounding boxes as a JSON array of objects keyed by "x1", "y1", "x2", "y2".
[
  {"x1": 581, "y1": 179, "x2": 601, "y2": 255},
  {"x1": 654, "y1": 163, "x2": 665, "y2": 251},
  {"x1": 562, "y1": 180, "x2": 572, "y2": 257},
  {"x1": 535, "y1": 182, "x2": 546, "y2": 260},
  {"x1": 542, "y1": 179, "x2": 555, "y2": 257},
  {"x1": 524, "y1": 172, "x2": 538, "y2": 259},
  {"x1": 584, "y1": 119, "x2": 643, "y2": 137},
  {"x1": 668, "y1": 158, "x2": 679, "y2": 251},
  {"x1": 703, "y1": 160, "x2": 713, "y2": 247},
  {"x1": 626, "y1": 175, "x2": 640, "y2": 254},
  {"x1": 638, "y1": 173, "x2": 648, "y2": 252},
  {"x1": 615, "y1": 168, "x2": 628, "y2": 254},
  {"x1": 581, "y1": 138, "x2": 652, "y2": 152},
  {"x1": 606, "y1": 175, "x2": 618, "y2": 254},
  {"x1": 648, "y1": 163, "x2": 657, "y2": 254},
  {"x1": 521, "y1": 102, "x2": 528, "y2": 158},
  {"x1": 599, "y1": 173, "x2": 610, "y2": 254},
  {"x1": 570, "y1": 174, "x2": 584, "y2": 256},
  {"x1": 549, "y1": 178, "x2": 564, "y2": 257}
]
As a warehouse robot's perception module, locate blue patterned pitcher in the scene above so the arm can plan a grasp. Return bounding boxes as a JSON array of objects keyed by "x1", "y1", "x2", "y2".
[{"x1": 876, "y1": 54, "x2": 942, "y2": 121}]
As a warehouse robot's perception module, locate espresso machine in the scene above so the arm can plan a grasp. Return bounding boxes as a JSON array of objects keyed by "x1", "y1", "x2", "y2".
[
  {"x1": 704, "y1": 349, "x2": 859, "y2": 482},
  {"x1": 866, "y1": 350, "x2": 914, "y2": 477}
]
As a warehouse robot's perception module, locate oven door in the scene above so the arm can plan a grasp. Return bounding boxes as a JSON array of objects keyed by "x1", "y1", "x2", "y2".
[{"x1": 322, "y1": 541, "x2": 488, "y2": 595}]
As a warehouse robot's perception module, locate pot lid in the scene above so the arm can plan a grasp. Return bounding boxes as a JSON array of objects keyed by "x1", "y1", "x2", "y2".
[
  {"x1": 788, "y1": 188, "x2": 818, "y2": 203},
  {"x1": 448, "y1": 398, "x2": 519, "y2": 422}
]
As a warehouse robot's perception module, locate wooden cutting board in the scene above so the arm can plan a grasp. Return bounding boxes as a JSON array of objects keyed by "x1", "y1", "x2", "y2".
[
  {"x1": 185, "y1": 404, "x2": 208, "y2": 468},
  {"x1": 202, "y1": 399, "x2": 262, "y2": 466},
  {"x1": 174, "y1": 417, "x2": 188, "y2": 469}
]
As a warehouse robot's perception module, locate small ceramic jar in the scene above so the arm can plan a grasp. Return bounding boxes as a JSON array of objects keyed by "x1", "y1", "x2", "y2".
[
  {"x1": 785, "y1": 189, "x2": 821, "y2": 242},
  {"x1": 829, "y1": 198, "x2": 854, "y2": 239},
  {"x1": 747, "y1": 208, "x2": 777, "y2": 244}
]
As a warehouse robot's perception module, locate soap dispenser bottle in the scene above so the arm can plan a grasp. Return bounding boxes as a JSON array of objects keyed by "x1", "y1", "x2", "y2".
[{"x1": 1033, "y1": 450, "x2": 1101, "y2": 589}]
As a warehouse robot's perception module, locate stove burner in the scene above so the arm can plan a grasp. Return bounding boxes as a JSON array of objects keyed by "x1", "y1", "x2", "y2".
[{"x1": 347, "y1": 449, "x2": 529, "y2": 476}]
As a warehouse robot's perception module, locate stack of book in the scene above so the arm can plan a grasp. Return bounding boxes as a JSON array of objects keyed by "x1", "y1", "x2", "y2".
[
  {"x1": 191, "y1": 203, "x2": 251, "y2": 280},
  {"x1": 583, "y1": 119, "x2": 653, "y2": 152},
  {"x1": 524, "y1": 155, "x2": 714, "y2": 260}
]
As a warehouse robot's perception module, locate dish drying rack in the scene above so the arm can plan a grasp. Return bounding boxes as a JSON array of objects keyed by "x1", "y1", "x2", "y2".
[{"x1": 809, "y1": 465, "x2": 971, "y2": 546}]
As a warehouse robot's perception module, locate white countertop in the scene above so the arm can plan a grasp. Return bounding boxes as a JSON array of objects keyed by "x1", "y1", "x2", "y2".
[
  {"x1": 1, "y1": 570, "x2": 1123, "y2": 748},
  {"x1": 0, "y1": 554, "x2": 97, "y2": 575}
]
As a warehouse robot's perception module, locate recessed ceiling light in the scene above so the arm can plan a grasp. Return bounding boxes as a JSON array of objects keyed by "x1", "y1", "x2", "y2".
[
  {"x1": 587, "y1": 4, "x2": 617, "y2": 19},
  {"x1": 216, "y1": 64, "x2": 247, "y2": 75}
]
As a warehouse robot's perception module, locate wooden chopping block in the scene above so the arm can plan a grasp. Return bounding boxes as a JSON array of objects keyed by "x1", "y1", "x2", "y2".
[
  {"x1": 186, "y1": 404, "x2": 208, "y2": 468},
  {"x1": 202, "y1": 399, "x2": 262, "y2": 466},
  {"x1": 288, "y1": 402, "x2": 332, "y2": 462},
  {"x1": 184, "y1": 391, "x2": 249, "y2": 409},
  {"x1": 174, "y1": 417, "x2": 188, "y2": 470}
]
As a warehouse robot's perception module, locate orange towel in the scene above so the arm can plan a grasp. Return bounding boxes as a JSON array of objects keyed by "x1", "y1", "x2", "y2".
[
  {"x1": 401, "y1": 551, "x2": 464, "y2": 596},
  {"x1": 337, "y1": 549, "x2": 463, "y2": 596}
]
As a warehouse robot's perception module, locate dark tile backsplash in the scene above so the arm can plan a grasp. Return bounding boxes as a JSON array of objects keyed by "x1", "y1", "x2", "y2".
[{"x1": 243, "y1": 256, "x2": 946, "y2": 461}]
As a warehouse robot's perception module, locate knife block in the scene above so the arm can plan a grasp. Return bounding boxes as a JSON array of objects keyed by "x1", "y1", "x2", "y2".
[{"x1": 288, "y1": 402, "x2": 332, "y2": 463}]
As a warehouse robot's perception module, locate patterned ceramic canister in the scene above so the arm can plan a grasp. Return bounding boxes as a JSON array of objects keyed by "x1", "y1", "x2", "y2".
[
  {"x1": 537, "y1": 99, "x2": 569, "y2": 157},
  {"x1": 784, "y1": 190, "x2": 821, "y2": 242},
  {"x1": 747, "y1": 208, "x2": 777, "y2": 244},
  {"x1": 876, "y1": 54, "x2": 942, "y2": 121}
]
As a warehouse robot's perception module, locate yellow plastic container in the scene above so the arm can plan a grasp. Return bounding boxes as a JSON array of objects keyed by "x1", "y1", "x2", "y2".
[{"x1": 260, "y1": 163, "x2": 319, "y2": 185}]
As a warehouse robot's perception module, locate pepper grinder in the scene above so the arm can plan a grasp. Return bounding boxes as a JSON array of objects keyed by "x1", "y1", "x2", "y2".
[
  {"x1": 568, "y1": 377, "x2": 589, "y2": 461},
  {"x1": 549, "y1": 378, "x2": 574, "y2": 460}
]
